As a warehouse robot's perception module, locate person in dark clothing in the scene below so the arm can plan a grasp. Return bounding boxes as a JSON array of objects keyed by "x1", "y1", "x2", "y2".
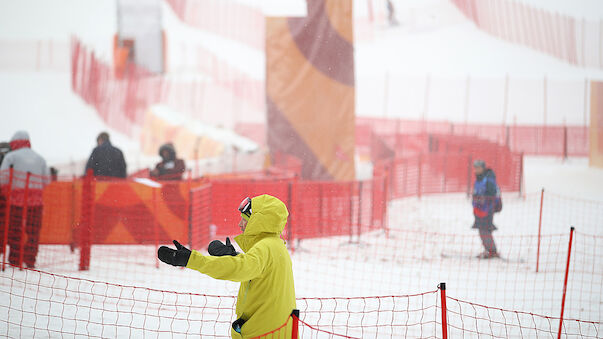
[
  {"x1": 0, "y1": 142, "x2": 10, "y2": 167},
  {"x1": 150, "y1": 143, "x2": 186, "y2": 180},
  {"x1": 386, "y1": 0, "x2": 399, "y2": 26},
  {"x1": 85, "y1": 132, "x2": 127, "y2": 178},
  {"x1": 471, "y1": 159, "x2": 501, "y2": 259}
]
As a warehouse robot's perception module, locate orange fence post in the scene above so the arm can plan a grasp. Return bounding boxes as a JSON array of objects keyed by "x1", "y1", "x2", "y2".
[
  {"x1": 536, "y1": 188, "x2": 544, "y2": 273},
  {"x1": 79, "y1": 169, "x2": 94, "y2": 271},
  {"x1": 439, "y1": 282, "x2": 448, "y2": 339},
  {"x1": 18, "y1": 172, "x2": 31, "y2": 270},
  {"x1": 557, "y1": 227, "x2": 575, "y2": 339},
  {"x1": 2, "y1": 167, "x2": 13, "y2": 271},
  {"x1": 291, "y1": 309, "x2": 300, "y2": 339}
]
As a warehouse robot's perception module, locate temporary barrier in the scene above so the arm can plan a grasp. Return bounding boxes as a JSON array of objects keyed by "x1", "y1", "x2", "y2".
[
  {"x1": 450, "y1": 0, "x2": 603, "y2": 69},
  {"x1": 357, "y1": 117, "x2": 589, "y2": 158},
  {"x1": 1, "y1": 266, "x2": 600, "y2": 338}
]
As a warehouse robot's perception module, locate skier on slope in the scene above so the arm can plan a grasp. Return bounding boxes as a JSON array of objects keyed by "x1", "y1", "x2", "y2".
[
  {"x1": 471, "y1": 159, "x2": 502, "y2": 259},
  {"x1": 158, "y1": 194, "x2": 296, "y2": 338}
]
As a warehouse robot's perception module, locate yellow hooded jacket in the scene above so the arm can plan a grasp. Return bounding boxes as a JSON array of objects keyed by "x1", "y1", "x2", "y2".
[{"x1": 186, "y1": 194, "x2": 296, "y2": 338}]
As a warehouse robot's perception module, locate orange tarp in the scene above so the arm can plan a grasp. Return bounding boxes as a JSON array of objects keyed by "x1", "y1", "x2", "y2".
[{"x1": 39, "y1": 180, "x2": 195, "y2": 245}]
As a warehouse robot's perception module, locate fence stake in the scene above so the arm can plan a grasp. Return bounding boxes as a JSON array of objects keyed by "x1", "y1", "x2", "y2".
[
  {"x1": 563, "y1": 124, "x2": 568, "y2": 160},
  {"x1": 357, "y1": 181, "x2": 363, "y2": 239},
  {"x1": 287, "y1": 181, "x2": 295, "y2": 253},
  {"x1": 186, "y1": 170, "x2": 192, "y2": 248},
  {"x1": 1, "y1": 167, "x2": 13, "y2": 271},
  {"x1": 79, "y1": 169, "x2": 94, "y2": 271},
  {"x1": 291, "y1": 309, "x2": 300, "y2": 339},
  {"x1": 466, "y1": 155, "x2": 473, "y2": 198},
  {"x1": 18, "y1": 172, "x2": 31, "y2": 270},
  {"x1": 557, "y1": 226, "x2": 575, "y2": 339},
  {"x1": 439, "y1": 282, "x2": 448, "y2": 339},
  {"x1": 536, "y1": 188, "x2": 544, "y2": 273},
  {"x1": 519, "y1": 153, "x2": 524, "y2": 197},
  {"x1": 348, "y1": 182, "x2": 354, "y2": 243},
  {"x1": 153, "y1": 187, "x2": 159, "y2": 269},
  {"x1": 417, "y1": 154, "x2": 422, "y2": 199}
]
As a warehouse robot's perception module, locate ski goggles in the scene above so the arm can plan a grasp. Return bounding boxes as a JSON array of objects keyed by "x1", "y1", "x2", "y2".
[{"x1": 238, "y1": 197, "x2": 252, "y2": 221}]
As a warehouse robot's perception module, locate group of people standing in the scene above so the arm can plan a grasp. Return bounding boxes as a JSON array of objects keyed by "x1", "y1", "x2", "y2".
[
  {"x1": 0, "y1": 130, "x2": 187, "y2": 269},
  {"x1": 85, "y1": 132, "x2": 186, "y2": 181}
]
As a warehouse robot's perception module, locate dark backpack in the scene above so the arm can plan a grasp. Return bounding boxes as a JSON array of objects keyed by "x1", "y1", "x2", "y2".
[{"x1": 493, "y1": 186, "x2": 502, "y2": 213}]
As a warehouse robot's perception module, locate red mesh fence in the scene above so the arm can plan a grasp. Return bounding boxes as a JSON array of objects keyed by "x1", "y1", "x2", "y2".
[
  {"x1": 0, "y1": 40, "x2": 70, "y2": 72},
  {"x1": 357, "y1": 117, "x2": 589, "y2": 157},
  {"x1": 2, "y1": 265, "x2": 600, "y2": 338},
  {"x1": 444, "y1": 295, "x2": 602, "y2": 338},
  {"x1": 0, "y1": 265, "x2": 441, "y2": 338},
  {"x1": 164, "y1": 0, "x2": 264, "y2": 51},
  {"x1": 450, "y1": 0, "x2": 603, "y2": 69},
  {"x1": 375, "y1": 151, "x2": 522, "y2": 197},
  {"x1": 71, "y1": 38, "x2": 262, "y2": 138},
  {"x1": 2, "y1": 168, "x2": 600, "y2": 320},
  {"x1": 0, "y1": 266, "x2": 237, "y2": 338}
]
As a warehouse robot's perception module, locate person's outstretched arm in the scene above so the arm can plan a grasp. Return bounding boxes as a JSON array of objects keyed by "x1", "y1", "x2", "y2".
[
  {"x1": 186, "y1": 244, "x2": 267, "y2": 282},
  {"x1": 158, "y1": 240, "x2": 267, "y2": 282}
]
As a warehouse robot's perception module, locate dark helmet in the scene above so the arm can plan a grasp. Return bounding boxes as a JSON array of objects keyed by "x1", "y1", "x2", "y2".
[{"x1": 158, "y1": 143, "x2": 176, "y2": 161}]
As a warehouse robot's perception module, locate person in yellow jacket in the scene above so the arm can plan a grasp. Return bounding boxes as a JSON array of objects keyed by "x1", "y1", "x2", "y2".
[{"x1": 158, "y1": 194, "x2": 296, "y2": 338}]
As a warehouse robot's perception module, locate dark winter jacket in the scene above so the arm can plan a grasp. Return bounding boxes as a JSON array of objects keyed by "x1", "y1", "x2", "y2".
[
  {"x1": 85, "y1": 141, "x2": 127, "y2": 178},
  {"x1": 150, "y1": 144, "x2": 186, "y2": 180},
  {"x1": 472, "y1": 168, "x2": 499, "y2": 230}
]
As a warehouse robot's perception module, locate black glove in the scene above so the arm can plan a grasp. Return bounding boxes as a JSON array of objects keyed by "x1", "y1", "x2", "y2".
[
  {"x1": 158, "y1": 240, "x2": 191, "y2": 267},
  {"x1": 208, "y1": 237, "x2": 238, "y2": 256}
]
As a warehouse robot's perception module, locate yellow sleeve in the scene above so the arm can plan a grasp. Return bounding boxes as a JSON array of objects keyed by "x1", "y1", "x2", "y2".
[{"x1": 185, "y1": 244, "x2": 268, "y2": 282}]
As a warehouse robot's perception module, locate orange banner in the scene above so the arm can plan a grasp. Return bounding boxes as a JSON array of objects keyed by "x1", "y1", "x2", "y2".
[
  {"x1": 266, "y1": 0, "x2": 355, "y2": 181},
  {"x1": 40, "y1": 180, "x2": 194, "y2": 245}
]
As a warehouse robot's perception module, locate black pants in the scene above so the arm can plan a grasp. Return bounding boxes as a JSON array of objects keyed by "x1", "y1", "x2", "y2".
[
  {"x1": 4, "y1": 205, "x2": 43, "y2": 267},
  {"x1": 478, "y1": 228, "x2": 497, "y2": 254}
]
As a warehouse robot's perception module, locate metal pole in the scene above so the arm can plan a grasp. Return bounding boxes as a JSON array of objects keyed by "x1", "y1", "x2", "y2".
[
  {"x1": 439, "y1": 282, "x2": 448, "y2": 339},
  {"x1": 464, "y1": 75, "x2": 471, "y2": 124},
  {"x1": 543, "y1": 75, "x2": 548, "y2": 126},
  {"x1": 536, "y1": 188, "x2": 544, "y2": 273},
  {"x1": 291, "y1": 309, "x2": 300, "y2": 338},
  {"x1": 423, "y1": 74, "x2": 431, "y2": 124},
  {"x1": 584, "y1": 78, "x2": 589, "y2": 130},
  {"x1": 357, "y1": 181, "x2": 363, "y2": 237},
  {"x1": 18, "y1": 172, "x2": 31, "y2": 269},
  {"x1": 383, "y1": 71, "x2": 390, "y2": 118},
  {"x1": 557, "y1": 227, "x2": 575, "y2": 339},
  {"x1": 2, "y1": 167, "x2": 13, "y2": 271},
  {"x1": 503, "y1": 74, "x2": 509, "y2": 125}
]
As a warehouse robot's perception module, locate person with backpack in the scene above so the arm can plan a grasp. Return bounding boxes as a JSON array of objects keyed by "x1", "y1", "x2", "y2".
[{"x1": 471, "y1": 159, "x2": 502, "y2": 259}]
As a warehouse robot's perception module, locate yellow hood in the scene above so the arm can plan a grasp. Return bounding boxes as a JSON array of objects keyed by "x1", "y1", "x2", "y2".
[{"x1": 235, "y1": 194, "x2": 289, "y2": 252}]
